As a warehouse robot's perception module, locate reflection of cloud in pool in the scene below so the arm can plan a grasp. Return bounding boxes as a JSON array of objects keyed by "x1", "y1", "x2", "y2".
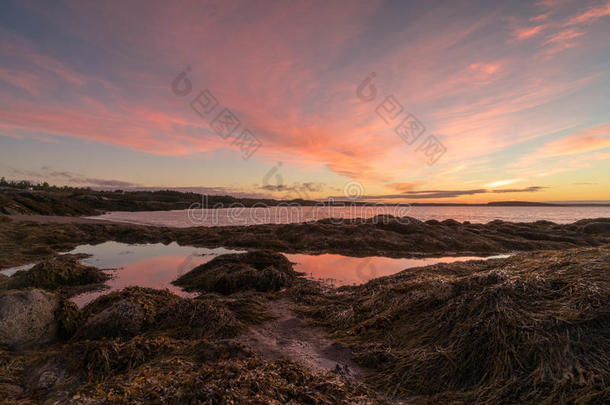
[{"x1": 285, "y1": 253, "x2": 512, "y2": 286}]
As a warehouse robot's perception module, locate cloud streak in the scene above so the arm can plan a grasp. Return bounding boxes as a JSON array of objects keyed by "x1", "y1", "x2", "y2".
[{"x1": 354, "y1": 186, "x2": 548, "y2": 200}]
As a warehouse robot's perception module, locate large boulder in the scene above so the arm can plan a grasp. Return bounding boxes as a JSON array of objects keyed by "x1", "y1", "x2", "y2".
[
  {"x1": 75, "y1": 299, "x2": 146, "y2": 340},
  {"x1": 0, "y1": 289, "x2": 60, "y2": 349}
]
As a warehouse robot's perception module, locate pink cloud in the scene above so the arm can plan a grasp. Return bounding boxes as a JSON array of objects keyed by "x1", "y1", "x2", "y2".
[
  {"x1": 516, "y1": 124, "x2": 610, "y2": 167},
  {"x1": 513, "y1": 24, "x2": 547, "y2": 40},
  {"x1": 564, "y1": 1, "x2": 610, "y2": 25}
]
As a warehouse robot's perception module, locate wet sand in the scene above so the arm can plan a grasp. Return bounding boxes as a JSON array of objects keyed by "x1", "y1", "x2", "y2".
[{"x1": 237, "y1": 298, "x2": 369, "y2": 378}]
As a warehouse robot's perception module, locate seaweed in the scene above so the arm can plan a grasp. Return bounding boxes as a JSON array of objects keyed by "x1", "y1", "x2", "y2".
[
  {"x1": 173, "y1": 250, "x2": 298, "y2": 294},
  {"x1": 0, "y1": 256, "x2": 109, "y2": 296},
  {"x1": 73, "y1": 287, "x2": 255, "y2": 341},
  {"x1": 76, "y1": 354, "x2": 385, "y2": 404},
  {"x1": 294, "y1": 246, "x2": 610, "y2": 403}
]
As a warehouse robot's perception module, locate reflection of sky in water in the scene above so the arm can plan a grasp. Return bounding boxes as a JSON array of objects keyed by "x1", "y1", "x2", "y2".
[
  {"x1": 286, "y1": 253, "x2": 510, "y2": 286},
  {"x1": 68, "y1": 242, "x2": 245, "y2": 307},
  {"x1": 0, "y1": 263, "x2": 36, "y2": 276},
  {"x1": 90, "y1": 206, "x2": 610, "y2": 227},
  {"x1": 2, "y1": 241, "x2": 509, "y2": 307}
]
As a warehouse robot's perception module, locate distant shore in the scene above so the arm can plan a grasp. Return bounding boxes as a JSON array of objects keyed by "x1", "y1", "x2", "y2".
[{"x1": 2, "y1": 185, "x2": 609, "y2": 218}]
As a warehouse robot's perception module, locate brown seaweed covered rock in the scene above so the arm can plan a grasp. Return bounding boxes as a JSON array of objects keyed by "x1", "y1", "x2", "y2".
[
  {"x1": 173, "y1": 250, "x2": 298, "y2": 295},
  {"x1": 0, "y1": 256, "x2": 109, "y2": 295},
  {"x1": 0, "y1": 289, "x2": 60, "y2": 349},
  {"x1": 73, "y1": 287, "x2": 242, "y2": 340}
]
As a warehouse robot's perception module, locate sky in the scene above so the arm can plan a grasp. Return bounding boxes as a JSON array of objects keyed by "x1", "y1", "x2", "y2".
[{"x1": 0, "y1": 0, "x2": 609, "y2": 203}]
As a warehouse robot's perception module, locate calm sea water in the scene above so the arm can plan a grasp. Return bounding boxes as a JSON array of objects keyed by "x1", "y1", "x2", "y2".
[
  {"x1": 1, "y1": 241, "x2": 508, "y2": 307},
  {"x1": 88, "y1": 206, "x2": 610, "y2": 227}
]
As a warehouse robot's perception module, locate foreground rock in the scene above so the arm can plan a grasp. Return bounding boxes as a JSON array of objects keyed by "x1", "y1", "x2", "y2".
[
  {"x1": 0, "y1": 289, "x2": 59, "y2": 349},
  {"x1": 0, "y1": 256, "x2": 109, "y2": 296},
  {"x1": 72, "y1": 287, "x2": 268, "y2": 341},
  {"x1": 295, "y1": 246, "x2": 610, "y2": 403},
  {"x1": 173, "y1": 250, "x2": 298, "y2": 294}
]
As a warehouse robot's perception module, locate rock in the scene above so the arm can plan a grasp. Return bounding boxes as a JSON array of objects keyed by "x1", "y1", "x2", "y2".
[
  {"x1": 582, "y1": 222, "x2": 610, "y2": 234},
  {"x1": 0, "y1": 289, "x2": 60, "y2": 349},
  {"x1": 173, "y1": 251, "x2": 297, "y2": 294},
  {"x1": 441, "y1": 219, "x2": 460, "y2": 226},
  {"x1": 75, "y1": 299, "x2": 145, "y2": 340},
  {"x1": 1, "y1": 256, "x2": 109, "y2": 294}
]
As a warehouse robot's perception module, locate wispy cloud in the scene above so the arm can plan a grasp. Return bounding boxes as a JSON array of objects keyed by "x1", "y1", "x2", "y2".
[
  {"x1": 516, "y1": 124, "x2": 610, "y2": 167},
  {"x1": 355, "y1": 186, "x2": 547, "y2": 200},
  {"x1": 564, "y1": 1, "x2": 610, "y2": 25},
  {"x1": 485, "y1": 179, "x2": 521, "y2": 188}
]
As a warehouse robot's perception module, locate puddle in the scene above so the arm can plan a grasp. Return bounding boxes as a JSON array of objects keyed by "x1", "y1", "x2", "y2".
[
  {"x1": 1, "y1": 263, "x2": 36, "y2": 276},
  {"x1": 286, "y1": 253, "x2": 511, "y2": 286},
  {"x1": 67, "y1": 242, "x2": 245, "y2": 307},
  {"x1": 1, "y1": 242, "x2": 510, "y2": 307}
]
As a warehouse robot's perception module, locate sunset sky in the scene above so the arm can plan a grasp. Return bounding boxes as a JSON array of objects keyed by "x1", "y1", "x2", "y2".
[{"x1": 0, "y1": 0, "x2": 609, "y2": 203}]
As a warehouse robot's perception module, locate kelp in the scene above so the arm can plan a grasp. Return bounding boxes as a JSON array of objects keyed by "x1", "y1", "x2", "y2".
[
  {"x1": 0, "y1": 256, "x2": 109, "y2": 296},
  {"x1": 73, "y1": 287, "x2": 245, "y2": 341},
  {"x1": 295, "y1": 246, "x2": 610, "y2": 403},
  {"x1": 173, "y1": 250, "x2": 298, "y2": 294},
  {"x1": 76, "y1": 354, "x2": 385, "y2": 404}
]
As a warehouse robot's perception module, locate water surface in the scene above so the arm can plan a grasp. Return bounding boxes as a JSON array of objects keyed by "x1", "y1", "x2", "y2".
[
  {"x1": 89, "y1": 205, "x2": 610, "y2": 227},
  {"x1": 2, "y1": 242, "x2": 510, "y2": 307}
]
